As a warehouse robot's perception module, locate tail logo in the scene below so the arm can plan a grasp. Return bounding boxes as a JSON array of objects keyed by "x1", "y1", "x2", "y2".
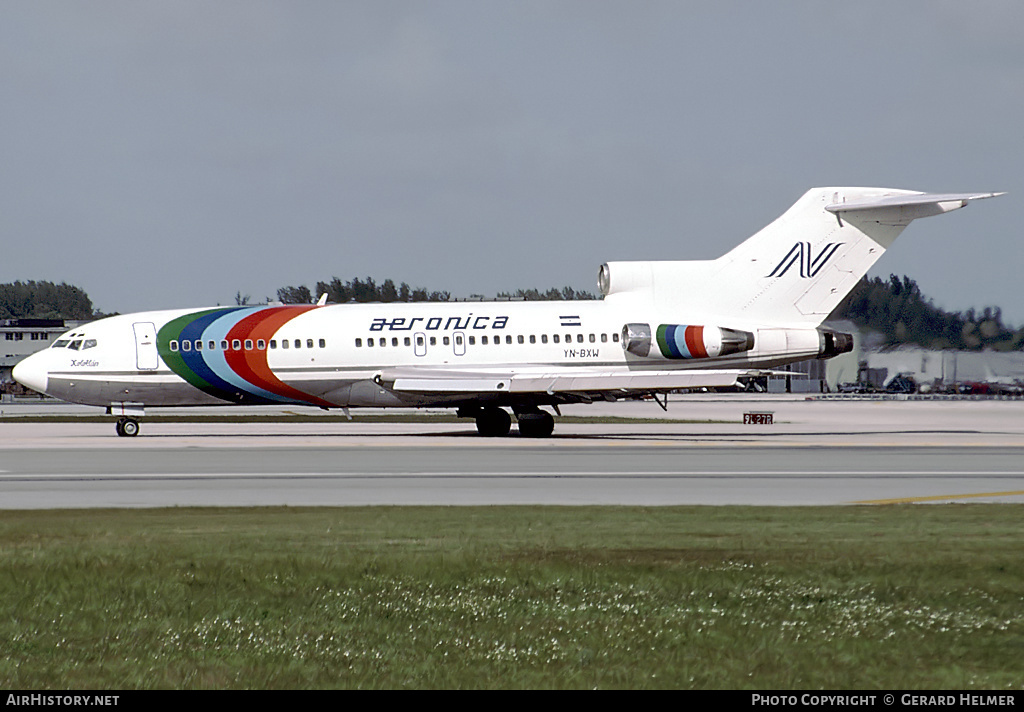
[{"x1": 766, "y1": 242, "x2": 843, "y2": 278}]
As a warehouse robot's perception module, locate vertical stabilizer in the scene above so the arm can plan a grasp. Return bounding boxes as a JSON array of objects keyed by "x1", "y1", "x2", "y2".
[
  {"x1": 602, "y1": 187, "x2": 1001, "y2": 327},
  {"x1": 724, "y1": 188, "x2": 1000, "y2": 325},
  {"x1": 716, "y1": 187, "x2": 913, "y2": 324}
]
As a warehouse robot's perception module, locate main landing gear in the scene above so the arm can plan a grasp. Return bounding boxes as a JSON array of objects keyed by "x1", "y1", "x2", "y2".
[
  {"x1": 473, "y1": 406, "x2": 512, "y2": 437},
  {"x1": 516, "y1": 410, "x2": 555, "y2": 438},
  {"x1": 461, "y1": 406, "x2": 555, "y2": 438},
  {"x1": 115, "y1": 417, "x2": 140, "y2": 437}
]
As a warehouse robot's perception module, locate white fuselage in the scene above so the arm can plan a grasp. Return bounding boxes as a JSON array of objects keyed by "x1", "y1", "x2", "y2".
[
  {"x1": 15, "y1": 187, "x2": 996, "y2": 425},
  {"x1": 13, "y1": 299, "x2": 824, "y2": 411}
]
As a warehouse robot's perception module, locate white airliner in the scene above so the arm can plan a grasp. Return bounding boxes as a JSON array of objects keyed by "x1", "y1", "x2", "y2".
[{"x1": 13, "y1": 187, "x2": 1002, "y2": 437}]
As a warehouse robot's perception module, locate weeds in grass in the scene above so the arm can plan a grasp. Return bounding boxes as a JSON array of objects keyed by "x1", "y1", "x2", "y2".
[{"x1": 0, "y1": 506, "x2": 1021, "y2": 688}]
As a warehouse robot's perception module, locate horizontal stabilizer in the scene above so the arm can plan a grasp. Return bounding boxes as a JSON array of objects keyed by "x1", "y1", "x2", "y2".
[{"x1": 825, "y1": 191, "x2": 1003, "y2": 216}]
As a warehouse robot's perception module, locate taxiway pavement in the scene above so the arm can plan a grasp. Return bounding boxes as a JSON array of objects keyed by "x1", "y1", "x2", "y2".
[{"x1": 1, "y1": 396, "x2": 1022, "y2": 508}]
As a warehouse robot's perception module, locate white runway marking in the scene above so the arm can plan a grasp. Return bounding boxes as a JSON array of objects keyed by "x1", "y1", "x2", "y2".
[{"x1": 4, "y1": 470, "x2": 1024, "y2": 480}]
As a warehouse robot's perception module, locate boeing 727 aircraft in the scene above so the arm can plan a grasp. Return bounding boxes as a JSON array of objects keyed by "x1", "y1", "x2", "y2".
[{"x1": 13, "y1": 187, "x2": 1002, "y2": 437}]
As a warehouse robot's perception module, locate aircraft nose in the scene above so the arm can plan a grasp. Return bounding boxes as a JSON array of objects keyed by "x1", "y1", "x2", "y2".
[{"x1": 12, "y1": 354, "x2": 49, "y2": 395}]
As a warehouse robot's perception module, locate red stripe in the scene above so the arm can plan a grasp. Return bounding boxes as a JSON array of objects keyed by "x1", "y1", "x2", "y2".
[
  {"x1": 685, "y1": 325, "x2": 708, "y2": 359},
  {"x1": 225, "y1": 306, "x2": 333, "y2": 407}
]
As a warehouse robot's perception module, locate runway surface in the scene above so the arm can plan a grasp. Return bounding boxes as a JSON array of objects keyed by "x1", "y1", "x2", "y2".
[{"x1": 2, "y1": 397, "x2": 1023, "y2": 508}]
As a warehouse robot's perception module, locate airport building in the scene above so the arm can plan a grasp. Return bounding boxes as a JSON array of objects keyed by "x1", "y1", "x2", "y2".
[
  {"x1": 1, "y1": 318, "x2": 88, "y2": 394},
  {"x1": 769, "y1": 320, "x2": 1024, "y2": 394}
]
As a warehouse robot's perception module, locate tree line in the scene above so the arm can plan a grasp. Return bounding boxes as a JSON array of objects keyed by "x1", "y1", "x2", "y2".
[
  {"x1": 0, "y1": 281, "x2": 95, "y2": 320},
  {"x1": 276, "y1": 278, "x2": 595, "y2": 304},
  {"x1": 830, "y1": 275, "x2": 1023, "y2": 351},
  {"x1": 4, "y1": 275, "x2": 1021, "y2": 352}
]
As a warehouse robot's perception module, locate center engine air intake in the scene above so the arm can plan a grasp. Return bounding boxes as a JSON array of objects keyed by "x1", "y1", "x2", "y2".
[{"x1": 622, "y1": 323, "x2": 754, "y2": 360}]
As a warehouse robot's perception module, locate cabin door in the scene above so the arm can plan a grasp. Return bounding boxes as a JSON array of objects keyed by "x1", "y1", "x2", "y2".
[
  {"x1": 453, "y1": 331, "x2": 466, "y2": 356},
  {"x1": 133, "y1": 322, "x2": 159, "y2": 370},
  {"x1": 414, "y1": 332, "x2": 427, "y2": 357}
]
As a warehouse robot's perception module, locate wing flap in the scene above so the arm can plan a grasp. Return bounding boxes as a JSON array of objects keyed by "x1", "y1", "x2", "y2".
[{"x1": 380, "y1": 367, "x2": 741, "y2": 395}]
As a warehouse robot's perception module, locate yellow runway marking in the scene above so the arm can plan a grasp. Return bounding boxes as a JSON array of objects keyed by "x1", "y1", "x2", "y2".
[{"x1": 854, "y1": 490, "x2": 1024, "y2": 505}]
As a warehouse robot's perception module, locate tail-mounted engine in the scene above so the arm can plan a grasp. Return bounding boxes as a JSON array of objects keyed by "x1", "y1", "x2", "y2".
[
  {"x1": 622, "y1": 323, "x2": 754, "y2": 360},
  {"x1": 816, "y1": 329, "x2": 853, "y2": 359}
]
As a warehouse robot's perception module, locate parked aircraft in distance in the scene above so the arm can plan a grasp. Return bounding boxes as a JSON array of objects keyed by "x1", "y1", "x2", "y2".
[{"x1": 14, "y1": 187, "x2": 1002, "y2": 437}]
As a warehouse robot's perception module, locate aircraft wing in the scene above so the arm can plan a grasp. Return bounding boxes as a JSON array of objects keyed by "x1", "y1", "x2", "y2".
[{"x1": 375, "y1": 366, "x2": 745, "y2": 395}]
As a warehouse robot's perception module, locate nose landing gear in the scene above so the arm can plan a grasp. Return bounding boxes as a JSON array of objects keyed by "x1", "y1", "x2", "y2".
[{"x1": 108, "y1": 403, "x2": 144, "y2": 437}]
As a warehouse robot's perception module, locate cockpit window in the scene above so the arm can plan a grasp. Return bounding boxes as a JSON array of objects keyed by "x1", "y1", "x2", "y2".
[
  {"x1": 82, "y1": 339, "x2": 97, "y2": 350},
  {"x1": 52, "y1": 339, "x2": 70, "y2": 348},
  {"x1": 68, "y1": 340, "x2": 82, "y2": 351}
]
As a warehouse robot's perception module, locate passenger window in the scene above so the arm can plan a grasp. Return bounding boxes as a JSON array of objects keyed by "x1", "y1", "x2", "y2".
[
  {"x1": 565, "y1": 334, "x2": 571, "y2": 342},
  {"x1": 505, "y1": 335, "x2": 512, "y2": 345},
  {"x1": 553, "y1": 334, "x2": 560, "y2": 344},
  {"x1": 257, "y1": 339, "x2": 266, "y2": 350},
  {"x1": 355, "y1": 338, "x2": 362, "y2": 348},
  {"x1": 577, "y1": 334, "x2": 584, "y2": 343},
  {"x1": 482, "y1": 335, "x2": 488, "y2": 345},
  {"x1": 378, "y1": 338, "x2": 386, "y2": 347},
  {"x1": 367, "y1": 339, "x2": 374, "y2": 348},
  {"x1": 416, "y1": 336, "x2": 424, "y2": 347},
  {"x1": 456, "y1": 335, "x2": 464, "y2": 346},
  {"x1": 294, "y1": 339, "x2": 301, "y2": 349},
  {"x1": 541, "y1": 334, "x2": 548, "y2": 344},
  {"x1": 430, "y1": 337, "x2": 436, "y2": 346},
  {"x1": 281, "y1": 340, "x2": 289, "y2": 349},
  {"x1": 404, "y1": 337, "x2": 411, "y2": 346},
  {"x1": 468, "y1": 336, "x2": 475, "y2": 345},
  {"x1": 601, "y1": 334, "x2": 608, "y2": 343},
  {"x1": 221, "y1": 340, "x2": 229, "y2": 350},
  {"x1": 517, "y1": 335, "x2": 524, "y2": 344},
  {"x1": 590, "y1": 334, "x2": 596, "y2": 343},
  {"x1": 391, "y1": 338, "x2": 398, "y2": 347},
  {"x1": 612, "y1": 333, "x2": 619, "y2": 342},
  {"x1": 529, "y1": 335, "x2": 536, "y2": 344},
  {"x1": 269, "y1": 340, "x2": 276, "y2": 349},
  {"x1": 443, "y1": 336, "x2": 450, "y2": 346},
  {"x1": 182, "y1": 340, "x2": 191, "y2": 352},
  {"x1": 195, "y1": 340, "x2": 203, "y2": 351},
  {"x1": 167, "y1": 341, "x2": 177, "y2": 352},
  {"x1": 232, "y1": 339, "x2": 241, "y2": 350},
  {"x1": 307, "y1": 339, "x2": 314, "y2": 349},
  {"x1": 319, "y1": 339, "x2": 326, "y2": 348}
]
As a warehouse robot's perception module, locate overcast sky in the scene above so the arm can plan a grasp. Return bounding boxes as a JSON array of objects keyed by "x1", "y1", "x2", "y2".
[{"x1": 2, "y1": 1, "x2": 1021, "y2": 323}]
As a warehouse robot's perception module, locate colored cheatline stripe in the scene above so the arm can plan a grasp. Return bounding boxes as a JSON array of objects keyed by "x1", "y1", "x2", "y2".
[
  {"x1": 156, "y1": 306, "x2": 332, "y2": 406},
  {"x1": 225, "y1": 306, "x2": 333, "y2": 407},
  {"x1": 158, "y1": 308, "x2": 256, "y2": 402},
  {"x1": 201, "y1": 309, "x2": 291, "y2": 404},
  {"x1": 655, "y1": 324, "x2": 708, "y2": 359}
]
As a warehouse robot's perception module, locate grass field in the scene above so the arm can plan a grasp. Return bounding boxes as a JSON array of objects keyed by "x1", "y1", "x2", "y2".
[{"x1": 1, "y1": 505, "x2": 1022, "y2": 689}]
